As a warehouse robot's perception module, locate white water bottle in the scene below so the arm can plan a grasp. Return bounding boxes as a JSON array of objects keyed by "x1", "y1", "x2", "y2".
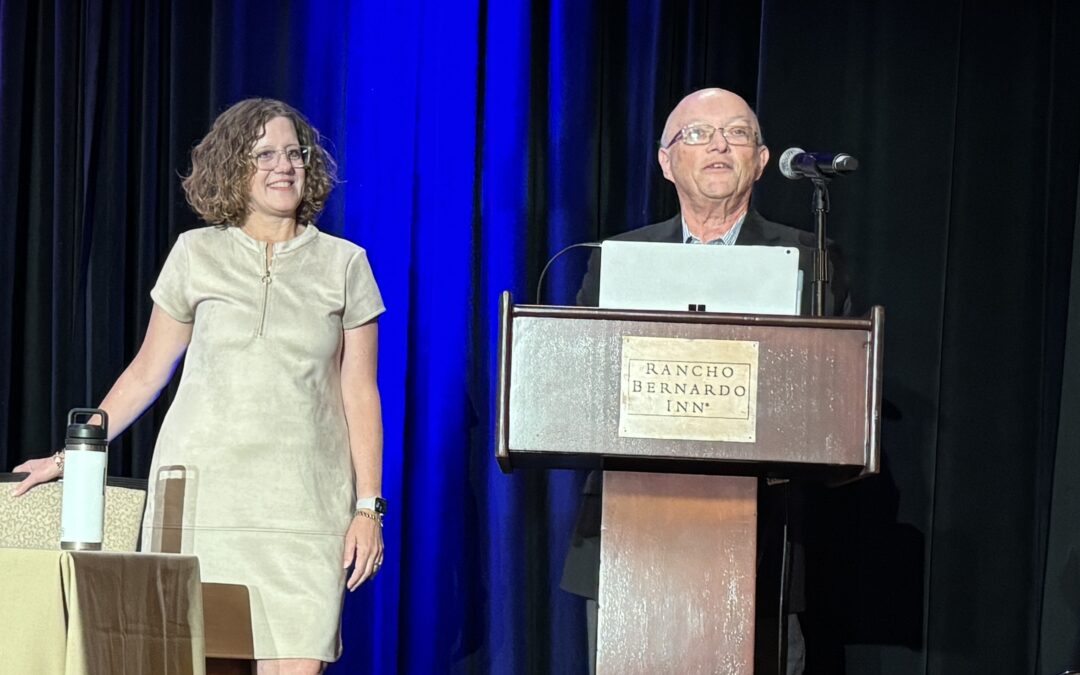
[{"x1": 60, "y1": 408, "x2": 109, "y2": 551}]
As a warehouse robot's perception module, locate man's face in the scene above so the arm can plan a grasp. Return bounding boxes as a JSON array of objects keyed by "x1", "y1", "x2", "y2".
[{"x1": 657, "y1": 91, "x2": 769, "y2": 210}]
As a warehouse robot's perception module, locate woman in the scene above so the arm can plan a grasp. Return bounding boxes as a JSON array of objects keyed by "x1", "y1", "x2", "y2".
[{"x1": 13, "y1": 98, "x2": 384, "y2": 674}]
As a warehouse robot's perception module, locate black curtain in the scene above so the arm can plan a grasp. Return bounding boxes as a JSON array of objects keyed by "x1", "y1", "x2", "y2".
[
  {"x1": 752, "y1": 1, "x2": 1080, "y2": 672},
  {"x1": 3, "y1": 1, "x2": 1080, "y2": 673},
  {"x1": 1, "y1": 1, "x2": 214, "y2": 476}
]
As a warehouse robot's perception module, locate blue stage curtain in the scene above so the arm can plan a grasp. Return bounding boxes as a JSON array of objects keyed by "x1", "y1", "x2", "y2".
[{"x1": 1, "y1": 0, "x2": 610, "y2": 672}]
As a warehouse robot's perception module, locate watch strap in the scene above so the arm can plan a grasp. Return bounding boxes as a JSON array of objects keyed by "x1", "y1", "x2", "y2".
[{"x1": 355, "y1": 496, "x2": 387, "y2": 515}]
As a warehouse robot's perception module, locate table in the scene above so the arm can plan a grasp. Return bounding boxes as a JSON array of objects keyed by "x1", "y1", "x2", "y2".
[{"x1": 0, "y1": 548, "x2": 206, "y2": 675}]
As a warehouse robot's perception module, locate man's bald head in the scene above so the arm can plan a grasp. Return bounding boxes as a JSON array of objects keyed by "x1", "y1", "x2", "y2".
[{"x1": 660, "y1": 88, "x2": 763, "y2": 147}]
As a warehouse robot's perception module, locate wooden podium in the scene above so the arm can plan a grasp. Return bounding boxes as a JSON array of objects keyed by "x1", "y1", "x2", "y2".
[{"x1": 495, "y1": 292, "x2": 883, "y2": 673}]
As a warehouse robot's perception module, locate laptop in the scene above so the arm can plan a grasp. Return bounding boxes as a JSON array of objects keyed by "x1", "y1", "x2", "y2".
[{"x1": 597, "y1": 240, "x2": 802, "y2": 315}]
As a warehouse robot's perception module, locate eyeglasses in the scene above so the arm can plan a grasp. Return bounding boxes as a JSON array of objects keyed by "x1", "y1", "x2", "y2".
[
  {"x1": 663, "y1": 124, "x2": 759, "y2": 149},
  {"x1": 251, "y1": 146, "x2": 311, "y2": 170}
]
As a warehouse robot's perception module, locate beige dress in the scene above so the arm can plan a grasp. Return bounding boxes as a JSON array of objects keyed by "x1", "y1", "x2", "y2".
[{"x1": 141, "y1": 224, "x2": 384, "y2": 661}]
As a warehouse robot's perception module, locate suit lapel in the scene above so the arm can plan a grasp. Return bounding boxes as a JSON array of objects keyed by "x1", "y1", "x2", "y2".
[
  {"x1": 653, "y1": 214, "x2": 683, "y2": 243},
  {"x1": 733, "y1": 210, "x2": 782, "y2": 247}
]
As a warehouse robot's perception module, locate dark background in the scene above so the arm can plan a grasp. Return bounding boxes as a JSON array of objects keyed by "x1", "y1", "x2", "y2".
[{"x1": 2, "y1": 1, "x2": 1078, "y2": 673}]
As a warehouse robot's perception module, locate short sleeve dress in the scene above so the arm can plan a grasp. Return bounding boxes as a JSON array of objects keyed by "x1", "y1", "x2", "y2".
[{"x1": 141, "y1": 224, "x2": 384, "y2": 661}]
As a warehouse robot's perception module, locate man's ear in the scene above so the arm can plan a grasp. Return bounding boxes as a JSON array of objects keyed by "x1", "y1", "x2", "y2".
[
  {"x1": 755, "y1": 144, "x2": 770, "y2": 180},
  {"x1": 658, "y1": 147, "x2": 673, "y2": 182}
]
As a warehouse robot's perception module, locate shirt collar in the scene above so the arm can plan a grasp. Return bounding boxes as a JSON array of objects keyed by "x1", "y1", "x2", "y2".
[{"x1": 681, "y1": 212, "x2": 747, "y2": 245}]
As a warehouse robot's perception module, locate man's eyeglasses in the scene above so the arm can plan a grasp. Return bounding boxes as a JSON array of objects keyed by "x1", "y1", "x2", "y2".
[
  {"x1": 252, "y1": 146, "x2": 311, "y2": 170},
  {"x1": 663, "y1": 124, "x2": 759, "y2": 149}
]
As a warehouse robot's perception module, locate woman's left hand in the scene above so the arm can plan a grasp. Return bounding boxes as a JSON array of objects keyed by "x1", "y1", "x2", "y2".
[
  {"x1": 10, "y1": 455, "x2": 62, "y2": 497},
  {"x1": 343, "y1": 512, "x2": 384, "y2": 591}
]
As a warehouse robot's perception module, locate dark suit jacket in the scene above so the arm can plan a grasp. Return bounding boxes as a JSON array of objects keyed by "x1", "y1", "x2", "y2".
[{"x1": 560, "y1": 209, "x2": 853, "y2": 600}]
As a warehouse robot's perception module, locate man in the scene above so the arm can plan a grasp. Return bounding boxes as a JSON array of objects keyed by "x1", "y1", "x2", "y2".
[{"x1": 561, "y1": 88, "x2": 852, "y2": 675}]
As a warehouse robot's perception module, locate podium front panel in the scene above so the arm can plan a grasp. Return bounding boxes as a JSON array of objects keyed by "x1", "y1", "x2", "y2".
[{"x1": 503, "y1": 306, "x2": 879, "y2": 476}]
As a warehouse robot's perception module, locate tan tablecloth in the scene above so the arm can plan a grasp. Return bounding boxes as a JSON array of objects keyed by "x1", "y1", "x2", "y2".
[{"x1": 0, "y1": 548, "x2": 205, "y2": 675}]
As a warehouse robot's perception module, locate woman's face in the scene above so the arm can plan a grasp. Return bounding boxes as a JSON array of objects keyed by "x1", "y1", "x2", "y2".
[{"x1": 247, "y1": 116, "x2": 306, "y2": 223}]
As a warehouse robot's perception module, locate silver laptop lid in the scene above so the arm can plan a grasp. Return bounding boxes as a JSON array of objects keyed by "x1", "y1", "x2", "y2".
[{"x1": 598, "y1": 240, "x2": 802, "y2": 315}]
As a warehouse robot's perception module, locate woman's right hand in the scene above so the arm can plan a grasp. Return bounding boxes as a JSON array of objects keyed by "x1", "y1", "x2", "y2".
[{"x1": 10, "y1": 456, "x2": 61, "y2": 497}]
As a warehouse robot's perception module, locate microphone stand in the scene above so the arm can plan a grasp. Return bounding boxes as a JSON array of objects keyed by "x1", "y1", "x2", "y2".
[{"x1": 810, "y1": 177, "x2": 830, "y2": 317}]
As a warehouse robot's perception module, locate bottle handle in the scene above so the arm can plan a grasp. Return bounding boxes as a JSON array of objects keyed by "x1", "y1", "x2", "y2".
[{"x1": 66, "y1": 408, "x2": 109, "y2": 435}]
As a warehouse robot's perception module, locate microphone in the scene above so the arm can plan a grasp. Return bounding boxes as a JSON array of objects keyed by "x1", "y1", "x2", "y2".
[{"x1": 779, "y1": 147, "x2": 859, "y2": 180}]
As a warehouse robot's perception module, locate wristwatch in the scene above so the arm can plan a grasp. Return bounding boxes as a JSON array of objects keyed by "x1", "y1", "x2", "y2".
[{"x1": 354, "y1": 496, "x2": 388, "y2": 516}]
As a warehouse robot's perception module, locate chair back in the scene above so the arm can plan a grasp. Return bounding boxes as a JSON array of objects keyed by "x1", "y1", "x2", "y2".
[{"x1": 0, "y1": 473, "x2": 147, "y2": 551}]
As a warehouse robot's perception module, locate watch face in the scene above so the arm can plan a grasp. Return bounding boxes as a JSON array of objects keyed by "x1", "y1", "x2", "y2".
[{"x1": 374, "y1": 497, "x2": 388, "y2": 514}]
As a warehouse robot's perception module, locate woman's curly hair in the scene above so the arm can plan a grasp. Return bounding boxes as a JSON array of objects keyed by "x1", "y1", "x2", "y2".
[{"x1": 182, "y1": 98, "x2": 337, "y2": 227}]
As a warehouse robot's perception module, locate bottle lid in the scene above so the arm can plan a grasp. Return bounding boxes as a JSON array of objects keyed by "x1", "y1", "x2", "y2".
[
  {"x1": 66, "y1": 423, "x2": 107, "y2": 442},
  {"x1": 65, "y1": 408, "x2": 109, "y2": 444}
]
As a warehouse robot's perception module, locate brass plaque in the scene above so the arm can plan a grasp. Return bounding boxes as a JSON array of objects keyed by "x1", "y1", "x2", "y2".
[{"x1": 619, "y1": 336, "x2": 759, "y2": 442}]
